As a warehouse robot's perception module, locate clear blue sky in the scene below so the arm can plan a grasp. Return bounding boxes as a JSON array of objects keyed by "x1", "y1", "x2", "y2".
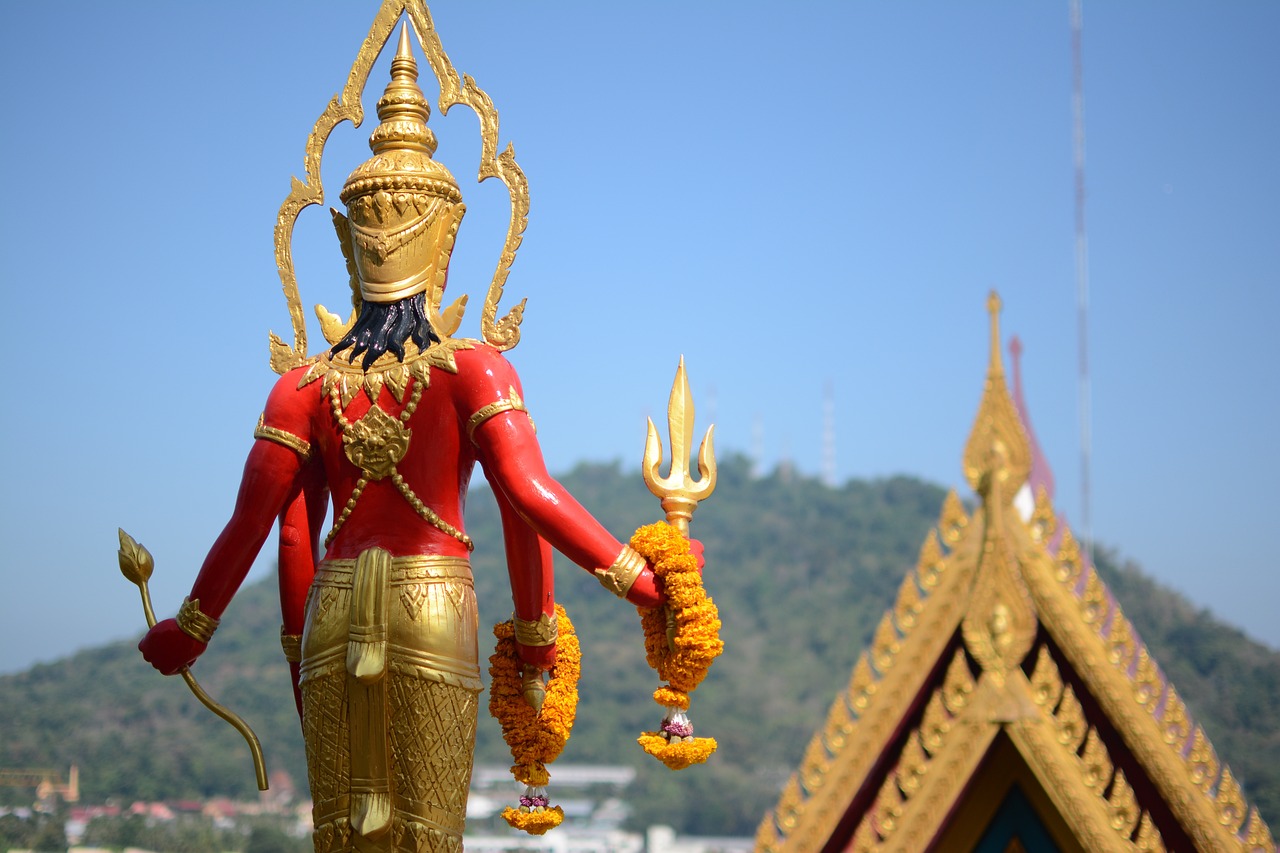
[{"x1": 1, "y1": 2, "x2": 1276, "y2": 674}]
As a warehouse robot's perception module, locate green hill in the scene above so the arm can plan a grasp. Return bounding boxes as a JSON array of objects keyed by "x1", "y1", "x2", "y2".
[{"x1": 2, "y1": 457, "x2": 1276, "y2": 835}]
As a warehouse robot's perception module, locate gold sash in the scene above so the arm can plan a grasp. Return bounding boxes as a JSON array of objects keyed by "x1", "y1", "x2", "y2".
[{"x1": 300, "y1": 550, "x2": 479, "y2": 852}]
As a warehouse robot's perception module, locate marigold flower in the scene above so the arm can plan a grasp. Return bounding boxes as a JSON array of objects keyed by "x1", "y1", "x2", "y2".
[
  {"x1": 502, "y1": 806, "x2": 564, "y2": 834},
  {"x1": 637, "y1": 734, "x2": 719, "y2": 770}
]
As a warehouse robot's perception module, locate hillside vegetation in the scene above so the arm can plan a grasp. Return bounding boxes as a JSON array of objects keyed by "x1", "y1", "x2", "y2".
[{"x1": 2, "y1": 457, "x2": 1276, "y2": 835}]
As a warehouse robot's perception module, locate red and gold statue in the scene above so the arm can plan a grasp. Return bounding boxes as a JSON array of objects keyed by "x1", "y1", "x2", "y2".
[{"x1": 124, "y1": 5, "x2": 719, "y2": 852}]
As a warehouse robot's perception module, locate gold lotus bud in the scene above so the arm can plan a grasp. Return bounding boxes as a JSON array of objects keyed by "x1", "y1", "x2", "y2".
[
  {"x1": 117, "y1": 528, "x2": 154, "y2": 586},
  {"x1": 521, "y1": 667, "x2": 547, "y2": 716}
]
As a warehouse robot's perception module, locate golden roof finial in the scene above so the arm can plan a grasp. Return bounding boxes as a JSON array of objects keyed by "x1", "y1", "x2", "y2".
[
  {"x1": 961, "y1": 290, "x2": 1031, "y2": 497},
  {"x1": 987, "y1": 290, "x2": 1004, "y2": 377},
  {"x1": 960, "y1": 290, "x2": 1038, "y2": 680}
]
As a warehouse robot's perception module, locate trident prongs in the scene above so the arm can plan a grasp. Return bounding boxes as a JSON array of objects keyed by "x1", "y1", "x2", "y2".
[{"x1": 642, "y1": 357, "x2": 717, "y2": 536}]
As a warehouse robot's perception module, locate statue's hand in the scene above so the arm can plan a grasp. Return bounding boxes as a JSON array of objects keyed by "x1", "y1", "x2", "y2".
[
  {"x1": 515, "y1": 640, "x2": 556, "y2": 672},
  {"x1": 517, "y1": 639, "x2": 555, "y2": 714},
  {"x1": 689, "y1": 538, "x2": 706, "y2": 573},
  {"x1": 138, "y1": 618, "x2": 207, "y2": 676}
]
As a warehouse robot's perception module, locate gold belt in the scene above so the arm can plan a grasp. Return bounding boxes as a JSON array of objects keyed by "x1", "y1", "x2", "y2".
[{"x1": 313, "y1": 553, "x2": 473, "y2": 587}]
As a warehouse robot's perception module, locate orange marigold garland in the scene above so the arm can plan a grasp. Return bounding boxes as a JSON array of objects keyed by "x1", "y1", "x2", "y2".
[
  {"x1": 488, "y1": 604, "x2": 580, "y2": 834},
  {"x1": 629, "y1": 521, "x2": 723, "y2": 769}
]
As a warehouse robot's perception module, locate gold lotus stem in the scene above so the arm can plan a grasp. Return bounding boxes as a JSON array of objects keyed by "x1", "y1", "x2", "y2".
[
  {"x1": 117, "y1": 530, "x2": 269, "y2": 791},
  {"x1": 642, "y1": 357, "x2": 717, "y2": 537}
]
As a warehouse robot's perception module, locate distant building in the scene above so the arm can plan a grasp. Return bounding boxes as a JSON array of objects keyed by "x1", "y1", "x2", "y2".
[{"x1": 463, "y1": 765, "x2": 753, "y2": 852}]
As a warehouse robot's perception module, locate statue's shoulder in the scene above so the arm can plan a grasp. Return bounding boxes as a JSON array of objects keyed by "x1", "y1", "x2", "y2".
[
  {"x1": 256, "y1": 362, "x2": 322, "y2": 422},
  {"x1": 269, "y1": 362, "x2": 324, "y2": 403},
  {"x1": 448, "y1": 342, "x2": 527, "y2": 421},
  {"x1": 450, "y1": 340, "x2": 522, "y2": 392},
  {"x1": 256, "y1": 362, "x2": 324, "y2": 449},
  {"x1": 451, "y1": 339, "x2": 515, "y2": 375}
]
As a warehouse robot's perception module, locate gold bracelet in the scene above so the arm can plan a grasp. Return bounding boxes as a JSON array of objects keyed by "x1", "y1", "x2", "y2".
[
  {"x1": 513, "y1": 611, "x2": 557, "y2": 646},
  {"x1": 280, "y1": 628, "x2": 302, "y2": 663},
  {"x1": 177, "y1": 597, "x2": 220, "y2": 644},
  {"x1": 594, "y1": 545, "x2": 647, "y2": 599}
]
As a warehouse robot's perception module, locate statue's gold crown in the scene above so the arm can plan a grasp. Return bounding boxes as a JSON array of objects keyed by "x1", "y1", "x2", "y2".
[{"x1": 339, "y1": 24, "x2": 464, "y2": 304}]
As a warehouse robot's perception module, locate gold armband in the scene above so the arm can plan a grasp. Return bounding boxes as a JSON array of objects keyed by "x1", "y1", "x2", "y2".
[
  {"x1": 177, "y1": 597, "x2": 220, "y2": 644},
  {"x1": 280, "y1": 628, "x2": 302, "y2": 664},
  {"x1": 594, "y1": 545, "x2": 647, "y2": 599},
  {"x1": 513, "y1": 612, "x2": 557, "y2": 646},
  {"x1": 255, "y1": 414, "x2": 311, "y2": 459},
  {"x1": 466, "y1": 387, "x2": 530, "y2": 443}
]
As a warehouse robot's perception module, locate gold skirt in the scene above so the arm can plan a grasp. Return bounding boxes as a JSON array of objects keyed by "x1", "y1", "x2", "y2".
[{"x1": 299, "y1": 549, "x2": 481, "y2": 853}]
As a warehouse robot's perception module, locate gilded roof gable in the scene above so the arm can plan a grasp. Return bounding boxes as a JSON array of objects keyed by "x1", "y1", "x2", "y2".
[{"x1": 756, "y1": 293, "x2": 1275, "y2": 853}]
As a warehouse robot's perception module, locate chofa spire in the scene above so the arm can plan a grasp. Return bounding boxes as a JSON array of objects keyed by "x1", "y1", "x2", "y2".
[{"x1": 961, "y1": 290, "x2": 1032, "y2": 501}]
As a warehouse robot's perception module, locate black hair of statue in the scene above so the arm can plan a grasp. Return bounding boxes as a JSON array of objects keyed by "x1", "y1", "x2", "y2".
[{"x1": 331, "y1": 292, "x2": 440, "y2": 370}]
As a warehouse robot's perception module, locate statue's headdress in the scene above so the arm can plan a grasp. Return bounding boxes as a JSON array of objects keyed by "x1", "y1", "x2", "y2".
[
  {"x1": 336, "y1": 25, "x2": 463, "y2": 306},
  {"x1": 269, "y1": 8, "x2": 530, "y2": 375}
]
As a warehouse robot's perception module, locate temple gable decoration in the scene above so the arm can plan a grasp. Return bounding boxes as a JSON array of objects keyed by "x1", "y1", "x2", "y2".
[{"x1": 756, "y1": 293, "x2": 1275, "y2": 853}]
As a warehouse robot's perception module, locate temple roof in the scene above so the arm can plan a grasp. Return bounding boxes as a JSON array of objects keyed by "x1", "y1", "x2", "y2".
[{"x1": 755, "y1": 293, "x2": 1275, "y2": 853}]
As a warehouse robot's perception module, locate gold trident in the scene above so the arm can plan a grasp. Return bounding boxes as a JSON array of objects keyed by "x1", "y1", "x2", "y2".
[{"x1": 642, "y1": 357, "x2": 717, "y2": 535}]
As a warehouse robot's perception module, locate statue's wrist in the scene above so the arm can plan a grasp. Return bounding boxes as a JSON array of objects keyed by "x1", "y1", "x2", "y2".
[
  {"x1": 280, "y1": 627, "x2": 302, "y2": 663},
  {"x1": 624, "y1": 568, "x2": 663, "y2": 609},
  {"x1": 176, "y1": 597, "x2": 219, "y2": 645},
  {"x1": 594, "y1": 545, "x2": 647, "y2": 599}
]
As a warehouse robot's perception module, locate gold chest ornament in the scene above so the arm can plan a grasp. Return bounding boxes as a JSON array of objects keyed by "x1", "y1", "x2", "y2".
[{"x1": 342, "y1": 404, "x2": 412, "y2": 481}]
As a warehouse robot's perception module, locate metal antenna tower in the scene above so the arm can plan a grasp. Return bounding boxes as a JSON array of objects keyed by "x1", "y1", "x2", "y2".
[
  {"x1": 822, "y1": 379, "x2": 836, "y2": 487},
  {"x1": 1070, "y1": 0, "x2": 1095, "y2": 565},
  {"x1": 750, "y1": 414, "x2": 764, "y2": 480}
]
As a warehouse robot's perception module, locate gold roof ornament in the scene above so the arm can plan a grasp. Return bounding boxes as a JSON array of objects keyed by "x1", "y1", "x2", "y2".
[
  {"x1": 756, "y1": 293, "x2": 1276, "y2": 853},
  {"x1": 270, "y1": 1, "x2": 529, "y2": 375}
]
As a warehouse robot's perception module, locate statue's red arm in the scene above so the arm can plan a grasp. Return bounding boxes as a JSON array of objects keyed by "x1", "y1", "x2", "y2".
[
  {"x1": 276, "y1": 458, "x2": 327, "y2": 712},
  {"x1": 138, "y1": 438, "x2": 305, "y2": 675},
  {"x1": 459, "y1": 348, "x2": 663, "y2": 615}
]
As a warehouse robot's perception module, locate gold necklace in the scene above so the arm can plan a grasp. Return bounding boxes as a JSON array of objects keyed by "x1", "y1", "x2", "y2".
[
  {"x1": 325, "y1": 378, "x2": 473, "y2": 551},
  {"x1": 298, "y1": 336, "x2": 473, "y2": 408}
]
